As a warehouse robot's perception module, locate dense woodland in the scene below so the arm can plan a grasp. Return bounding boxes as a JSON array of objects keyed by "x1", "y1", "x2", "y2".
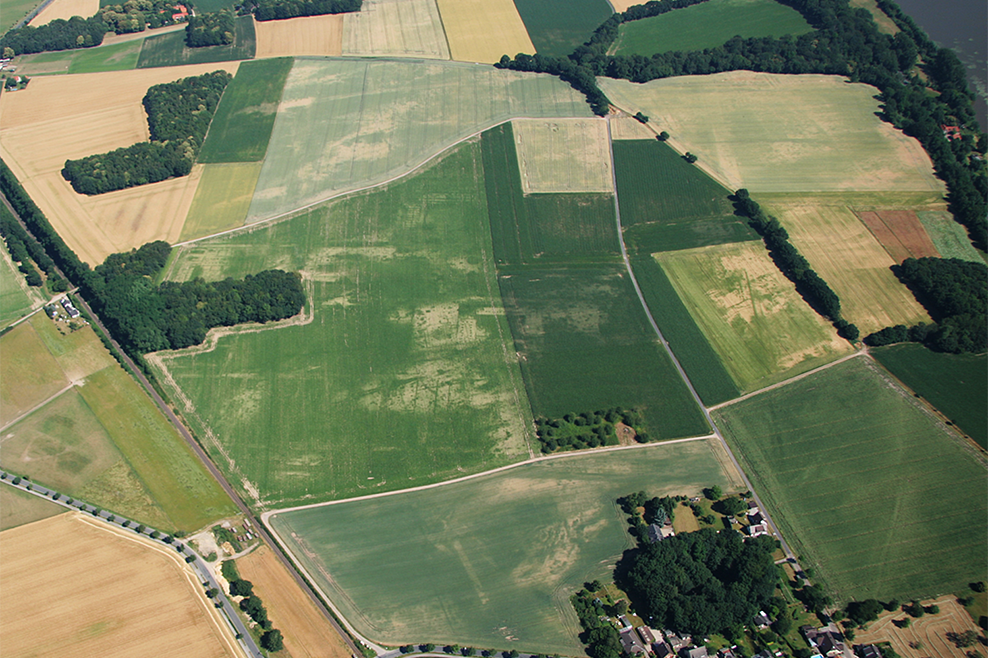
[
  {"x1": 62, "y1": 71, "x2": 231, "y2": 195},
  {"x1": 0, "y1": 205, "x2": 66, "y2": 290},
  {"x1": 239, "y1": 0, "x2": 360, "y2": 21},
  {"x1": 185, "y1": 10, "x2": 234, "y2": 47},
  {"x1": 100, "y1": 0, "x2": 186, "y2": 35}
]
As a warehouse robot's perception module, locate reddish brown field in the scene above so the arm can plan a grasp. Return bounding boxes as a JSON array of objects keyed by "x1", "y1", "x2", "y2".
[{"x1": 857, "y1": 209, "x2": 940, "y2": 263}]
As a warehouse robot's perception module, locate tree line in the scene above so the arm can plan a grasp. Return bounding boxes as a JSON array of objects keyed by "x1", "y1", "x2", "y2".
[
  {"x1": 864, "y1": 257, "x2": 986, "y2": 353},
  {"x1": 100, "y1": 0, "x2": 186, "y2": 35},
  {"x1": 237, "y1": 0, "x2": 361, "y2": 21},
  {"x1": 185, "y1": 10, "x2": 234, "y2": 47},
  {"x1": 62, "y1": 71, "x2": 231, "y2": 195},
  {"x1": 221, "y1": 561, "x2": 284, "y2": 652},
  {"x1": 732, "y1": 189, "x2": 858, "y2": 340},
  {"x1": 0, "y1": 204, "x2": 67, "y2": 291}
]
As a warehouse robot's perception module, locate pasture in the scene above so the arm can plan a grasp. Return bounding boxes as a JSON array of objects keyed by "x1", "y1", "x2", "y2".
[
  {"x1": 511, "y1": 118, "x2": 612, "y2": 194},
  {"x1": 612, "y1": 0, "x2": 813, "y2": 57},
  {"x1": 918, "y1": 210, "x2": 985, "y2": 262},
  {"x1": 873, "y1": 343, "x2": 987, "y2": 449},
  {"x1": 436, "y1": 0, "x2": 534, "y2": 63},
  {"x1": 199, "y1": 57, "x2": 293, "y2": 163},
  {"x1": 0, "y1": 485, "x2": 63, "y2": 531},
  {"x1": 0, "y1": 231, "x2": 40, "y2": 328},
  {"x1": 598, "y1": 72, "x2": 944, "y2": 194},
  {"x1": 341, "y1": 0, "x2": 449, "y2": 59},
  {"x1": 512, "y1": 0, "x2": 613, "y2": 57},
  {"x1": 268, "y1": 439, "x2": 744, "y2": 654},
  {"x1": 28, "y1": 0, "x2": 97, "y2": 25},
  {"x1": 136, "y1": 15, "x2": 255, "y2": 68},
  {"x1": 1, "y1": 0, "x2": 44, "y2": 33},
  {"x1": 12, "y1": 39, "x2": 141, "y2": 75},
  {"x1": 180, "y1": 163, "x2": 263, "y2": 241},
  {"x1": 154, "y1": 142, "x2": 534, "y2": 508},
  {"x1": 855, "y1": 209, "x2": 939, "y2": 262},
  {"x1": 0, "y1": 318, "x2": 68, "y2": 425},
  {"x1": 253, "y1": 14, "x2": 343, "y2": 58},
  {"x1": 759, "y1": 195, "x2": 931, "y2": 334},
  {"x1": 714, "y1": 357, "x2": 988, "y2": 603},
  {"x1": 245, "y1": 58, "x2": 591, "y2": 223},
  {"x1": 0, "y1": 513, "x2": 240, "y2": 657},
  {"x1": 657, "y1": 241, "x2": 851, "y2": 393}
]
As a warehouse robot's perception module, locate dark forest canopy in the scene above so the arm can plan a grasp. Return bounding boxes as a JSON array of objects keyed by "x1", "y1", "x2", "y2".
[
  {"x1": 185, "y1": 10, "x2": 234, "y2": 47},
  {"x1": 240, "y1": 0, "x2": 360, "y2": 21},
  {"x1": 0, "y1": 16, "x2": 107, "y2": 55},
  {"x1": 617, "y1": 527, "x2": 778, "y2": 636}
]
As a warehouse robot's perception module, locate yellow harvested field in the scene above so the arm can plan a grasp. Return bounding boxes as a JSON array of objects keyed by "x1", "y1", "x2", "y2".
[
  {"x1": 436, "y1": 0, "x2": 534, "y2": 63},
  {"x1": 762, "y1": 196, "x2": 931, "y2": 334},
  {"x1": 237, "y1": 546, "x2": 353, "y2": 658},
  {"x1": 254, "y1": 14, "x2": 343, "y2": 58},
  {"x1": 0, "y1": 63, "x2": 238, "y2": 266},
  {"x1": 608, "y1": 0, "x2": 646, "y2": 10},
  {"x1": 342, "y1": 0, "x2": 450, "y2": 59},
  {"x1": 29, "y1": 0, "x2": 97, "y2": 24},
  {"x1": 512, "y1": 118, "x2": 613, "y2": 194},
  {"x1": 598, "y1": 71, "x2": 943, "y2": 194},
  {"x1": 0, "y1": 513, "x2": 240, "y2": 658},
  {"x1": 855, "y1": 596, "x2": 978, "y2": 658},
  {"x1": 180, "y1": 162, "x2": 262, "y2": 241},
  {"x1": 609, "y1": 113, "x2": 656, "y2": 140}
]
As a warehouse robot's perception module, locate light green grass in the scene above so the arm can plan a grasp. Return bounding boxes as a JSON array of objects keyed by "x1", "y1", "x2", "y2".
[
  {"x1": 342, "y1": 0, "x2": 449, "y2": 59},
  {"x1": 13, "y1": 39, "x2": 142, "y2": 75},
  {"x1": 0, "y1": 319, "x2": 68, "y2": 424},
  {"x1": 714, "y1": 357, "x2": 988, "y2": 603},
  {"x1": 0, "y1": 0, "x2": 44, "y2": 34},
  {"x1": 0, "y1": 226, "x2": 38, "y2": 328},
  {"x1": 512, "y1": 0, "x2": 613, "y2": 57},
  {"x1": 154, "y1": 141, "x2": 534, "y2": 508},
  {"x1": 180, "y1": 162, "x2": 263, "y2": 241},
  {"x1": 658, "y1": 241, "x2": 852, "y2": 393},
  {"x1": 269, "y1": 439, "x2": 744, "y2": 653},
  {"x1": 613, "y1": 0, "x2": 814, "y2": 57},
  {"x1": 917, "y1": 211, "x2": 985, "y2": 262},
  {"x1": 246, "y1": 58, "x2": 592, "y2": 223},
  {"x1": 136, "y1": 14, "x2": 255, "y2": 68},
  {"x1": 199, "y1": 57, "x2": 293, "y2": 163},
  {"x1": 0, "y1": 485, "x2": 64, "y2": 531}
]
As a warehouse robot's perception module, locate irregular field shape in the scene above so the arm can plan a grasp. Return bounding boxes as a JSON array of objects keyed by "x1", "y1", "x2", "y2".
[
  {"x1": 268, "y1": 439, "x2": 744, "y2": 653},
  {"x1": 873, "y1": 343, "x2": 987, "y2": 450},
  {"x1": 917, "y1": 210, "x2": 984, "y2": 262},
  {"x1": 0, "y1": 485, "x2": 64, "y2": 530},
  {"x1": 236, "y1": 546, "x2": 354, "y2": 658},
  {"x1": 154, "y1": 143, "x2": 534, "y2": 508},
  {"x1": 511, "y1": 0, "x2": 613, "y2": 58},
  {"x1": 714, "y1": 357, "x2": 988, "y2": 602},
  {"x1": 14, "y1": 39, "x2": 142, "y2": 75},
  {"x1": 342, "y1": 0, "x2": 449, "y2": 59},
  {"x1": 28, "y1": 0, "x2": 97, "y2": 24},
  {"x1": 855, "y1": 597, "x2": 982, "y2": 658},
  {"x1": 0, "y1": 319, "x2": 68, "y2": 424},
  {"x1": 598, "y1": 72, "x2": 944, "y2": 194},
  {"x1": 436, "y1": 0, "x2": 534, "y2": 63},
  {"x1": 180, "y1": 162, "x2": 263, "y2": 241},
  {"x1": 253, "y1": 14, "x2": 343, "y2": 58},
  {"x1": 657, "y1": 241, "x2": 851, "y2": 392},
  {"x1": 612, "y1": 0, "x2": 813, "y2": 57},
  {"x1": 0, "y1": 513, "x2": 240, "y2": 658},
  {"x1": 136, "y1": 15, "x2": 255, "y2": 68},
  {"x1": 761, "y1": 197, "x2": 931, "y2": 335},
  {"x1": 246, "y1": 58, "x2": 591, "y2": 223},
  {"x1": 511, "y1": 117, "x2": 612, "y2": 194},
  {"x1": 856, "y1": 209, "x2": 939, "y2": 262},
  {"x1": 0, "y1": 63, "x2": 239, "y2": 265}
]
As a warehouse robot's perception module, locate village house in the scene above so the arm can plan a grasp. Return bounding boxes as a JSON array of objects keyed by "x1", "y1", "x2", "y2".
[
  {"x1": 801, "y1": 626, "x2": 846, "y2": 658},
  {"x1": 620, "y1": 626, "x2": 648, "y2": 656},
  {"x1": 678, "y1": 646, "x2": 708, "y2": 658},
  {"x1": 648, "y1": 523, "x2": 676, "y2": 543}
]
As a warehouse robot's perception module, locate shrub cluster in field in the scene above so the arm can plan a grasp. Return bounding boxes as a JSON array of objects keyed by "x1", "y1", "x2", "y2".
[
  {"x1": 239, "y1": 0, "x2": 360, "y2": 21},
  {"x1": 534, "y1": 407, "x2": 648, "y2": 453},
  {"x1": 220, "y1": 561, "x2": 284, "y2": 651},
  {"x1": 62, "y1": 71, "x2": 231, "y2": 195},
  {"x1": 185, "y1": 10, "x2": 235, "y2": 47}
]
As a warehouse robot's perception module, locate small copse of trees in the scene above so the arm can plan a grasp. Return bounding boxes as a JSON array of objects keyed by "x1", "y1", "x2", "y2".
[
  {"x1": 185, "y1": 10, "x2": 235, "y2": 47},
  {"x1": 240, "y1": 0, "x2": 360, "y2": 20},
  {"x1": 535, "y1": 407, "x2": 648, "y2": 453}
]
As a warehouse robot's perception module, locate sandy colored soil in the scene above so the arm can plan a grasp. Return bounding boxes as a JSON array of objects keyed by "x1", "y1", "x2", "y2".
[
  {"x1": 342, "y1": 0, "x2": 450, "y2": 59},
  {"x1": 436, "y1": 0, "x2": 534, "y2": 63},
  {"x1": 0, "y1": 512, "x2": 240, "y2": 658},
  {"x1": 0, "y1": 63, "x2": 238, "y2": 266},
  {"x1": 254, "y1": 14, "x2": 343, "y2": 58},
  {"x1": 854, "y1": 596, "x2": 981, "y2": 658},
  {"x1": 856, "y1": 209, "x2": 940, "y2": 262},
  {"x1": 236, "y1": 545, "x2": 353, "y2": 658},
  {"x1": 512, "y1": 117, "x2": 613, "y2": 194},
  {"x1": 28, "y1": 0, "x2": 97, "y2": 24}
]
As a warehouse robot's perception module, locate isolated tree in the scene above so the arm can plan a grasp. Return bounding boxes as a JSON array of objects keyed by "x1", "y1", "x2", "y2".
[
  {"x1": 149, "y1": 530, "x2": 160, "y2": 539},
  {"x1": 421, "y1": 644, "x2": 435, "y2": 652},
  {"x1": 52, "y1": 492, "x2": 61, "y2": 501},
  {"x1": 12, "y1": 477, "x2": 20, "y2": 485},
  {"x1": 261, "y1": 629, "x2": 284, "y2": 652},
  {"x1": 684, "y1": 152, "x2": 698, "y2": 163},
  {"x1": 716, "y1": 496, "x2": 746, "y2": 516},
  {"x1": 657, "y1": 131, "x2": 669, "y2": 141},
  {"x1": 229, "y1": 579, "x2": 253, "y2": 597},
  {"x1": 206, "y1": 588, "x2": 219, "y2": 599},
  {"x1": 136, "y1": 524, "x2": 145, "y2": 533},
  {"x1": 185, "y1": 555, "x2": 196, "y2": 563},
  {"x1": 703, "y1": 485, "x2": 722, "y2": 500},
  {"x1": 972, "y1": 582, "x2": 987, "y2": 593}
]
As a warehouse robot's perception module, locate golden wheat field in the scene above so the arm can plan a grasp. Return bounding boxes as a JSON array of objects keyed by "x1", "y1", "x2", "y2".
[
  {"x1": 254, "y1": 14, "x2": 343, "y2": 58},
  {"x1": 436, "y1": 0, "x2": 534, "y2": 63},
  {"x1": 28, "y1": 0, "x2": 97, "y2": 25}
]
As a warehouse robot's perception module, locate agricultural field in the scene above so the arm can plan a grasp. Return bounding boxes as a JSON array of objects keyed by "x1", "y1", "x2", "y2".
[
  {"x1": 268, "y1": 439, "x2": 744, "y2": 654},
  {"x1": 714, "y1": 356, "x2": 988, "y2": 603},
  {"x1": 855, "y1": 596, "x2": 981, "y2": 658},
  {"x1": 152, "y1": 141, "x2": 534, "y2": 508},
  {"x1": 436, "y1": 0, "x2": 534, "y2": 64},
  {"x1": 245, "y1": 58, "x2": 591, "y2": 223},
  {"x1": 873, "y1": 343, "x2": 987, "y2": 449},
  {"x1": 1, "y1": 0, "x2": 44, "y2": 33},
  {"x1": 0, "y1": 485, "x2": 64, "y2": 531},
  {"x1": 918, "y1": 210, "x2": 986, "y2": 262},
  {"x1": 657, "y1": 241, "x2": 852, "y2": 393},
  {"x1": 0, "y1": 318, "x2": 69, "y2": 424},
  {"x1": 511, "y1": 0, "x2": 612, "y2": 57},
  {"x1": 612, "y1": 0, "x2": 814, "y2": 57},
  {"x1": 0, "y1": 236, "x2": 42, "y2": 328},
  {"x1": 236, "y1": 545, "x2": 354, "y2": 658},
  {"x1": 180, "y1": 163, "x2": 263, "y2": 241},
  {"x1": 28, "y1": 0, "x2": 97, "y2": 25},
  {"x1": 0, "y1": 62, "x2": 238, "y2": 265},
  {"x1": 199, "y1": 57, "x2": 294, "y2": 163},
  {"x1": 855, "y1": 209, "x2": 940, "y2": 262},
  {"x1": 759, "y1": 195, "x2": 932, "y2": 334},
  {"x1": 341, "y1": 0, "x2": 449, "y2": 59},
  {"x1": 12, "y1": 38, "x2": 142, "y2": 75},
  {"x1": 511, "y1": 118, "x2": 612, "y2": 194},
  {"x1": 253, "y1": 14, "x2": 343, "y2": 58},
  {"x1": 0, "y1": 513, "x2": 240, "y2": 657},
  {"x1": 598, "y1": 72, "x2": 944, "y2": 194},
  {"x1": 608, "y1": 114, "x2": 655, "y2": 140},
  {"x1": 136, "y1": 15, "x2": 255, "y2": 69}
]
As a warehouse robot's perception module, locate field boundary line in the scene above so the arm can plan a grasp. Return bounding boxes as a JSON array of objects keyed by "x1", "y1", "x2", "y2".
[{"x1": 0, "y1": 382, "x2": 75, "y2": 432}]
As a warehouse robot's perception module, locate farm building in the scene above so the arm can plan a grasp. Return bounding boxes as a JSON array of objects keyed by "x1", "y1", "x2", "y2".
[{"x1": 647, "y1": 523, "x2": 675, "y2": 543}]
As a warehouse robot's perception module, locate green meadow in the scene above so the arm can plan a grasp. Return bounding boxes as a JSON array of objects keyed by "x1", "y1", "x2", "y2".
[
  {"x1": 136, "y1": 15, "x2": 255, "y2": 68},
  {"x1": 512, "y1": 0, "x2": 613, "y2": 57}
]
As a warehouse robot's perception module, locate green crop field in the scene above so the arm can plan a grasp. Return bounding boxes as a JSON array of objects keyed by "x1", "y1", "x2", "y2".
[
  {"x1": 715, "y1": 357, "x2": 988, "y2": 603},
  {"x1": 873, "y1": 344, "x2": 988, "y2": 449},
  {"x1": 917, "y1": 211, "x2": 986, "y2": 262},
  {"x1": 0, "y1": 485, "x2": 64, "y2": 531},
  {"x1": 269, "y1": 439, "x2": 744, "y2": 653},
  {"x1": 136, "y1": 15, "x2": 255, "y2": 68},
  {"x1": 13, "y1": 39, "x2": 142, "y2": 75},
  {"x1": 512, "y1": 0, "x2": 613, "y2": 57},
  {"x1": 1, "y1": 0, "x2": 43, "y2": 34},
  {"x1": 246, "y1": 58, "x2": 592, "y2": 223},
  {"x1": 154, "y1": 141, "x2": 534, "y2": 508},
  {"x1": 199, "y1": 57, "x2": 293, "y2": 163},
  {"x1": 180, "y1": 163, "x2": 263, "y2": 241},
  {"x1": 613, "y1": 0, "x2": 813, "y2": 57}
]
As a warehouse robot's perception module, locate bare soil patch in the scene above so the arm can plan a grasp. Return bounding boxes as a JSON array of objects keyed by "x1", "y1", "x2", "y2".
[
  {"x1": 254, "y1": 14, "x2": 343, "y2": 58},
  {"x1": 854, "y1": 596, "x2": 981, "y2": 658},
  {"x1": 28, "y1": 0, "x2": 97, "y2": 24}
]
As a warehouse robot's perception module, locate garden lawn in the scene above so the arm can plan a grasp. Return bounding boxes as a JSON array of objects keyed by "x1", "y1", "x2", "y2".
[
  {"x1": 714, "y1": 356, "x2": 988, "y2": 603},
  {"x1": 136, "y1": 15, "x2": 255, "y2": 68}
]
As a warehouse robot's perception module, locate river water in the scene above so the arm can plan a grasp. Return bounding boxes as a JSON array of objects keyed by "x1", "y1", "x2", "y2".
[{"x1": 894, "y1": 0, "x2": 987, "y2": 129}]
